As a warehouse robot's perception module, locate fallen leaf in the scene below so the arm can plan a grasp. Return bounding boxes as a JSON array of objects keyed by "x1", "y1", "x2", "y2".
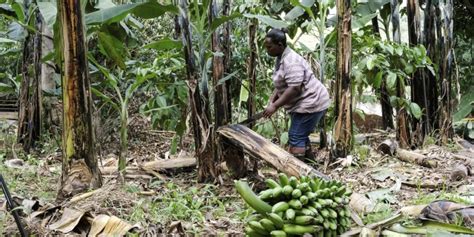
[
  {"x1": 5, "y1": 159, "x2": 25, "y2": 169},
  {"x1": 370, "y1": 168, "x2": 394, "y2": 182},
  {"x1": 401, "y1": 205, "x2": 428, "y2": 217},
  {"x1": 48, "y1": 208, "x2": 85, "y2": 233},
  {"x1": 350, "y1": 193, "x2": 375, "y2": 213},
  {"x1": 360, "y1": 227, "x2": 378, "y2": 237},
  {"x1": 89, "y1": 214, "x2": 110, "y2": 237},
  {"x1": 420, "y1": 200, "x2": 474, "y2": 228},
  {"x1": 99, "y1": 215, "x2": 134, "y2": 237}
]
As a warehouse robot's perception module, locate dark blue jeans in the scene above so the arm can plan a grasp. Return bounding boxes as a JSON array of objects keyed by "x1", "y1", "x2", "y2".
[{"x1": 288, "y1": 110, "x2": 326, "y2": 148}]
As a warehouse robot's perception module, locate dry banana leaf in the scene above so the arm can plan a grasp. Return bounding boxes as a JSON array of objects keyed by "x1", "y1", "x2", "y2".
[
  {"x1": 48, "y1": 208, "x2": 85, "y2": 233},
  {"x1": 99, "y1": 215, "x2": 136, "y2": 236},
  {"x1": 420, "y1": 200, "x2": 474, "y2": 229},
  {"x1": 400, "y1": 205, "x2": 427, "y2": 217},
  {"x1": 390, "y1": 221, "x2": 474, "y2": 234},
  {"x1": 89, "y1": 214, "x2": 110, "y2": 237}
]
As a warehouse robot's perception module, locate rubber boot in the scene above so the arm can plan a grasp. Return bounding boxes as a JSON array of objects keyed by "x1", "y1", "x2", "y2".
[
  {"x1": 289, "y1": 146, "x2": 306, "y2": 160},
  {"x1": 305, "y1": 145, "x2": 315, "y2": 160}
]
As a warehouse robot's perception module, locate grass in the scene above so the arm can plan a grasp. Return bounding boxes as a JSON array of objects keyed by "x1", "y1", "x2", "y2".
[
  {"x1": 0, "y1": 125, "x2": 60, "y2": 234},
  {"x1": 354, "y1": 144, "x2": 370, "y2": 162},
  {"x1": 362, "y1": 202, "x2": 394, "y2": 224},
  {"x1": 411, "y1": 191, "x2": 474, "y2": 206},
  {"x1": 123, "y1": 180, "x2": 247, "y2": 235}
]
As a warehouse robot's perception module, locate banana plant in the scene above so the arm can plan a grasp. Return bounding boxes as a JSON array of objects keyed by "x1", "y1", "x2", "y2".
[
  {"x1": 89, "y1": 56, "x2": 152, "y2": 179},
  {"x1": 353, "y1": 37, "x2": 434, "y2": 121}
]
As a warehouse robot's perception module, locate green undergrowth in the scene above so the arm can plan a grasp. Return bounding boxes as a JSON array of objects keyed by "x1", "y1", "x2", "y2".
[
  {"x1": 123, "y1": 181, "x2": 248, "y2": 235},
  {"x1": 411, "y1": 191, "x2": 474, "y2": 206}
]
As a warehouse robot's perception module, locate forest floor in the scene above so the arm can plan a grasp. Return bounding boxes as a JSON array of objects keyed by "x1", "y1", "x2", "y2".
[{"x1": 1, "y1": 114, "x2": 473, "y2": 236}]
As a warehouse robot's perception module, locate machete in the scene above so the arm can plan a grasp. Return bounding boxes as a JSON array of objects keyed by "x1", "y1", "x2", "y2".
[
  {"x1": 0, "y1": 174, "x2": 28, "y2": 236},
  {"x1": 238, "y1": 111, "x2": 265, "y2": 126}
]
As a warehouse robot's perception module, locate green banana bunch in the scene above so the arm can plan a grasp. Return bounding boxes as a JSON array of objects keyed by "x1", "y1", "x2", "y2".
[{"x1": 236, "y1": 173, "x2": 353, "y2": 237}]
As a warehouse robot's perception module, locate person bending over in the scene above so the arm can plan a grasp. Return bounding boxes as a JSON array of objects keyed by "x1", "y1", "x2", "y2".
[{"x1": 263, "y1": 28, "x2": 330, "y2": 160}]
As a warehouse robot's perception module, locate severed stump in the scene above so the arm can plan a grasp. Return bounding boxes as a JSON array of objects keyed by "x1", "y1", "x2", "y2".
[
  {"x1": 396, "y1": 148, "x2": 437, "y2": 168},
  {"x1": 377, "y1": 139, "x2": 437, "y2": 168},
  {"x1": 217, "y1": 124, "x2": 328, "y2": 179}
]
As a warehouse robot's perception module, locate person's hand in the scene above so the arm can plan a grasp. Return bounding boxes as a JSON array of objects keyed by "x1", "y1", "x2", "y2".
[{"x1": 263, "y1": 104, "x2": 277, "y2": 118}]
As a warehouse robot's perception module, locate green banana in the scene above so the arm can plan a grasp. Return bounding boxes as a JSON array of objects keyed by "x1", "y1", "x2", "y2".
[
  {"x1": 248, "y1": 221, "x2": 268, "y2": 235},
  {"x1": 294, "y1": 215, "x2": 314, "y2": 225},
  {"x1": 288, "y1": 199, "x2": 303, "y2": 210},
  {"x1": 272, "y1": 201, "x2": 290, "y2": 213},
  {"x1": 260, "y1": 218, "x2": 276, "y2": 232},
  {"x1": 299, "y1": 195, "x2": 309, "y2": 205},
  {"x1": 270, "y1": 230, "x2": 287, "y2": 237},
  {"x1": 272, "y1": 187, "x2": 282, "y2": 198},
  {"x1": 267, "y1": 213, "x2": 284, "y2": 229},
  {"x1": 282, "y1": 185, "x2": 293, "y2": 196},
  {"x1": 285, "y1": 208, "x2": 295, "y2": 221},
  {"x1": 265, "y1": 179, "x2": 281, "y2": 189},
  {"x1": 291, "y1": 189, "x2": 302, "y2": 199},
  {"x1": 320, "y1": 208, "x2": 330, "y2": 218},
  {"x1": 283, "y1": 224, "x2": 321, "y2": 235},
  {"x1": 245, "y1": 226, "x2": 265, "y2": 237},
  {"x1": 235, "y1": 181, "x2": 272, "y2": 215},
  {"x1": 258, "y1": 190, "x2": 273, "y2": 200},
  {"x1": 289, "y1": 176, "x2": 298, "y2": 188},
  {"x1": 278, "y1": 173, "x2": 289, "y2": 186}
]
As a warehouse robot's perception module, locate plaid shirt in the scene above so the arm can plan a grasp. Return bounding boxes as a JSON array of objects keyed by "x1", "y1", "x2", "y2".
[{"x1": 272, "y1": 47, "x2": 330, "y2": 113}]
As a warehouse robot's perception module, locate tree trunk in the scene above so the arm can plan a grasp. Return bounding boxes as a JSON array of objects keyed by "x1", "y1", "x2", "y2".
[
  {"x1": 407, "y1": 0, "x2": 427, "y2": 146},
  {"x1": 18, "y1": 6, "x2": 42, "y2": 152},
  {"x1": 209, "y1": 0, "x2": 243, "y2": 178},
  {"x1": 423, "y1": 0, "x2": 439, "y2": 133},
  {"x1": 209, "y1": 1, "x2": 229, "y2": 127},
  {"x1": 57, "y1": 0, "x2": 102, "y2": 200},
  {"x1": 179, "y1": 0, "x2": 215, "y2": 182},
  {"x1": 247, "y1": 19, "x2": 258, "y2": 128},
  {"x1": 371, "y1": 17, "x2": 380, "y2": 37},
  {"x1": 333, "y1": 0, "x2": 353, "y2": 158},
  {"x1": 391, "y1": 0, "x2": 411, "y2": 148},
  {"x1": 40, "y1": 16, "x2": 57, "y2": 134},
  {"x1": 372, "y1": 14, "x2": 394, "y2": 130},
  {"x1": 437, "y1": 0, "x2": 454, "y2": 143},
  {"x1": 317, "y1": 4, "x2": 328, "y2": 149},
  {"x1": 217, "y1": 125, "x2": 329, "y2": 179},
  {"x1": 222, "y1": 0, "x2": 232, "y2": 118}
]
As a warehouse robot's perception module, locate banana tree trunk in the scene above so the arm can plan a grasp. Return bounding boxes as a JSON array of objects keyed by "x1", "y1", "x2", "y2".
[
  {"x1": 437, "y1": 0, "x2": 454, "y2": 143},
  {"x1": 40, "y1": 16, "x2": 56, "y2": 134},
  {"x1": 18, "y1": 6, "x2": 42, "y2": 152},
  {"x1": 118, "y1": 106, "x2": 128, "y2": 180},
  {"x1": 333, "y1": 0, "x2": 353, "y2": 158},
  {"x1": 247, "y1": 18, "x2": 258, "y2": 128},
  {"x1": 317, "y1": 4, "x2": 328, "y2": 149},
  {"x1": 222, "y1": 0, "x2": 232, "y2": 117},
  {"x1": 407, "y1": 0, "x2": 427, "y2": 146},
  {"x1": 210, "y1": 0, "x2": 230, "y2": 128},
  {"x1": 58, "y1": 0, "x2": 102, "y2": 200},
  {"x1": 371, "y1": 17, "x2": 380, "y2": 37},
  {"x1": 423, "y1": 0, "x2": 439, "y2": 132},
  {"x1": 372, "y1": 15, "x2": 394, "y2": 130},
  {"x1": 391, "y1": 0, "x2": 411, "y2": 148},
  {"x1": 179, "y1": 0, "x2": 215, "y2": 182},
  {"x1": 210, "y1": 0, "x2": 245, "y2": 178}
]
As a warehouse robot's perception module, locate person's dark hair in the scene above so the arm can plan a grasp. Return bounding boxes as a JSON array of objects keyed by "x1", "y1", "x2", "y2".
[{"x1": 266, "y1": 28, "x2": 288, "y2": 47}]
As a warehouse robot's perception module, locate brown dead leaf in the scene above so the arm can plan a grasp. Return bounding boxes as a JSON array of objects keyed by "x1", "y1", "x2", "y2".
[
  {"x1": 401, "y1": 205, "x2": 428, "y2": 217},
  {"x1": 350, "y1": 193, "x2": 375, "y2": 213},
  {"x1": 99, "y1": 215, "x2": 135, "y2": 237},
  {"x1": 420, "y1": 200, "x2": 474, "y2": 228},
  {"x1": 89, "y1": 214, "x2": 110, "y2": 237},
  {"x1": 48, "y1": 208, "x2": 85, "y2": 233},
  {"x1": 167, "y1": 220, "x2": 185, "y2": 234}
]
